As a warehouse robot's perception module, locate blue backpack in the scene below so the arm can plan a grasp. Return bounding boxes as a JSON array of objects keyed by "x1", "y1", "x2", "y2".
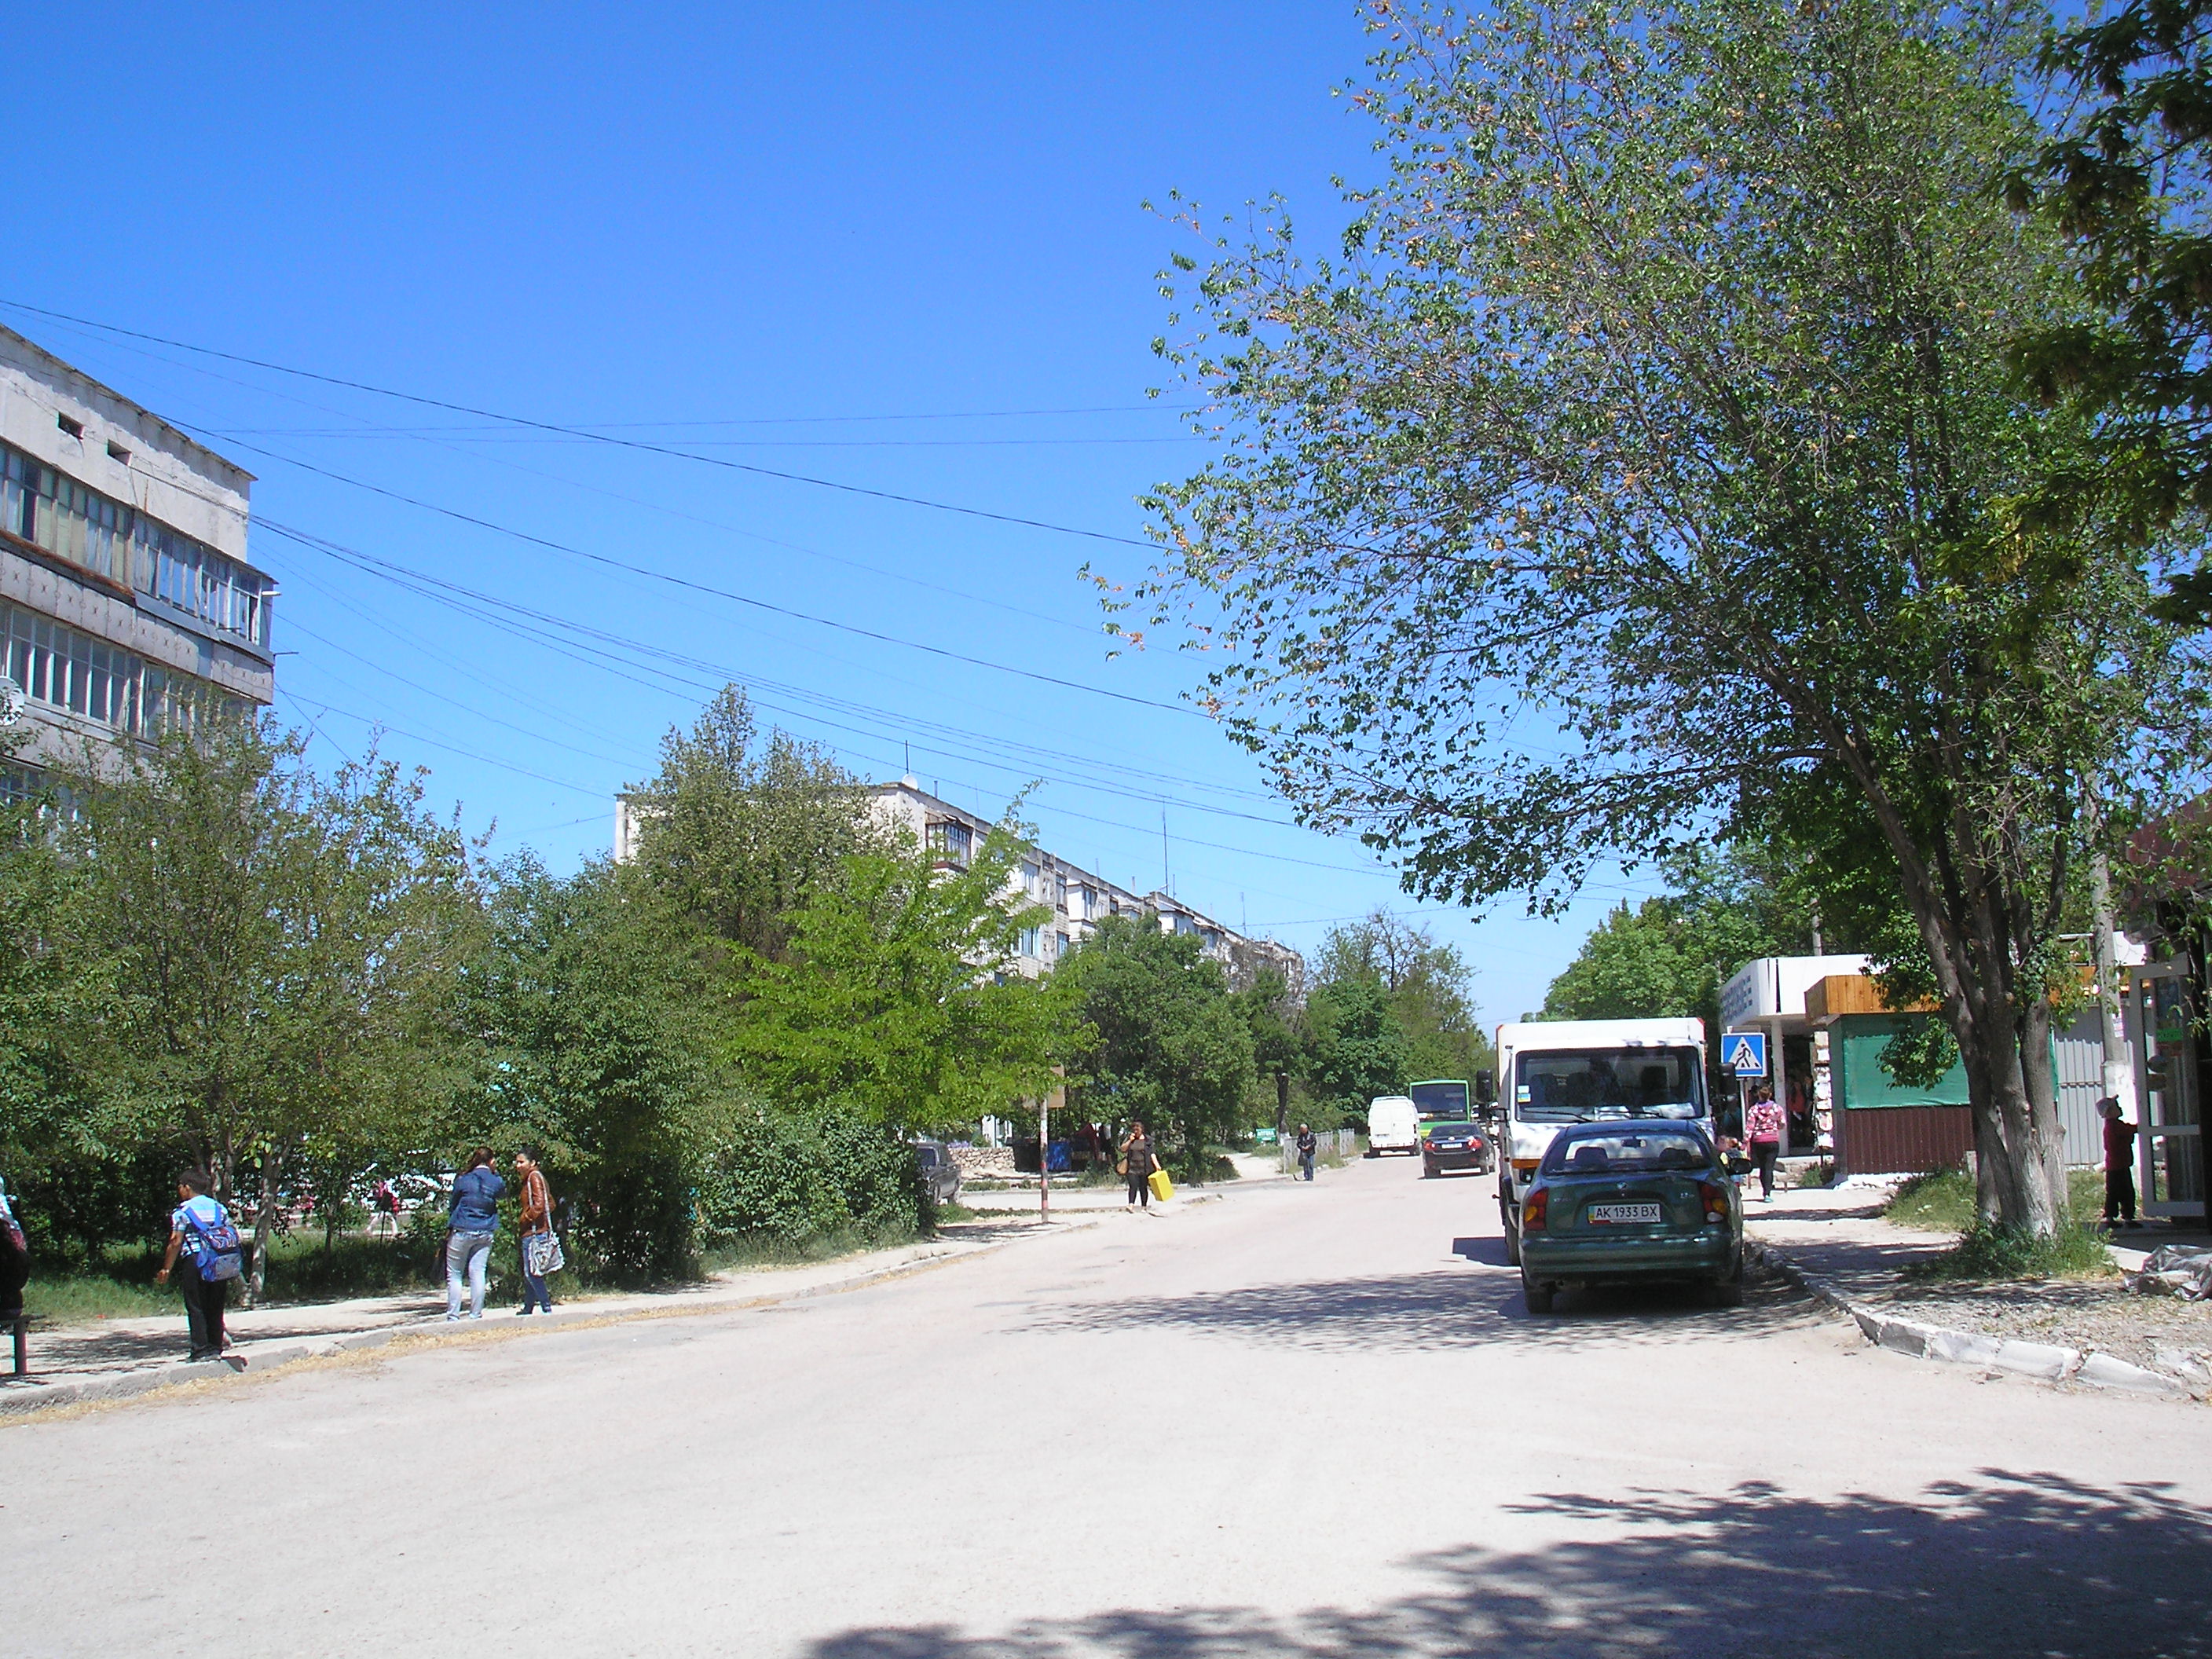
[{"x1": 185, "y1": 1204, "x2": 244, "y2": 1283}]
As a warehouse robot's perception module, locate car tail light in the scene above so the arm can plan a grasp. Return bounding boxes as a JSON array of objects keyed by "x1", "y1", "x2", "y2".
[
  {"x1": 1698, "y1": 1179, "x2": 1728, "y2": 1225},
  {"x1": 1522, "y1": 1187, "x2": 1548, "y2": 1232},
  {"x1": 1423, "y1": 1140, "x2": 1435, "y2": 1152}
]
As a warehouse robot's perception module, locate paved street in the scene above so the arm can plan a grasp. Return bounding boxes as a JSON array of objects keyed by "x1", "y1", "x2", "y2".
[{"x1": 7, "y1": 1159, "x2": 2208, "y2": 1659}]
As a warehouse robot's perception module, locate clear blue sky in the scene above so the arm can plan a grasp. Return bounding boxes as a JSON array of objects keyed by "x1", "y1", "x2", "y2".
[{"x1": 2, "y1": 2, "x2": 1659, "y2": 1021}]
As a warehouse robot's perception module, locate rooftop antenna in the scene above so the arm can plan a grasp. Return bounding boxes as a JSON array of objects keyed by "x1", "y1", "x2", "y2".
[
  {"x1": 904, "y1": 740, "x2": 910, "y2": 777},
  {"x1": 1161, "y1": 808, "x2": 1170, "y2": 895}
]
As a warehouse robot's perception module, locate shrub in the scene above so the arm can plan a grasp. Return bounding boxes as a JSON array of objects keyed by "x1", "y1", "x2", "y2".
[{"x1": 698, "y1": 1104, "x2": 928, "y2": 1252}]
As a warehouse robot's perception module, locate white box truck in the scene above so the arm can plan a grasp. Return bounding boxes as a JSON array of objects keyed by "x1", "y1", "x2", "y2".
[{"x1": 1481, "y1": 1017, "x2": 1711, "y2": 1265}]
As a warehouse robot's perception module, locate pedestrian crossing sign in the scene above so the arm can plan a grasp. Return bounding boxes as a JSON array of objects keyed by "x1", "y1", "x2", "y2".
[{"x1": 1723, "y1": 1031, "x2": 1768, "y2": 1078}]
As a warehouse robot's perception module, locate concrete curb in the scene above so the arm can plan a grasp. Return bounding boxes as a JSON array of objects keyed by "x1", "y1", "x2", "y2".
[
  {"x1": 1, "y1": 1222, "x2": 1094, "y2": 1423},
  {"x1": 1743, "y1": 1236, "x2": 2197, "y2": 1403}
]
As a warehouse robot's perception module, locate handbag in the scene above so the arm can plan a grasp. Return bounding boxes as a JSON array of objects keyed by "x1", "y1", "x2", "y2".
[
  {"x1": 525, "y1": 1229, "x2": 565, "y2": 1276},
  {"x1": 1148, "y1": 1168, "x2": 1174, "y2": 1203},
  {"x1": 1115, "y1": 1157, "x2": 1128, "y2": 1177}
]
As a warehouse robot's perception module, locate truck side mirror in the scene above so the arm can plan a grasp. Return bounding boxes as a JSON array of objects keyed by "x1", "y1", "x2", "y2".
[{"x1": 1474, "y1": 1070, "x2": 1496, "y2": 1105}]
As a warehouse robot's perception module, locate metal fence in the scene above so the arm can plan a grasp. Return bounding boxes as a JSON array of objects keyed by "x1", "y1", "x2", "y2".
[
  {"x1": 1280, "y1": 1128, "x2": 1363, "y2": 1174},
  {"x1": 2056, "y1": 1032, "x2": 2131, "y2": 1168}
]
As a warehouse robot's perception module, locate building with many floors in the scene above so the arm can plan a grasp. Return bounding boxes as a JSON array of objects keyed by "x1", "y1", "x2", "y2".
[{"x1": 0, "y1": 328, "x2": 274, "y2": 793}]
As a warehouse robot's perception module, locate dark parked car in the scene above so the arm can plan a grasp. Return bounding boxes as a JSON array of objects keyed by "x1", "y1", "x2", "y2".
[
  {"x1": 914, "y1": 1140, "x2": 961, "y2": 1207},
  {"x1": 1515, "y1": 1122, "x2": 1742, "y2": 1314},
  {"x1": 1419, "y1": 1121, "x2": 1490, "y2": 1178}
]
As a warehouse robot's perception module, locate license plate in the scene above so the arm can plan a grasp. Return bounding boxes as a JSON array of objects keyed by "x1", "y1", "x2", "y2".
[{"x1": 1588, "y1": 1203, "x2": 1662, "y2": 1225}]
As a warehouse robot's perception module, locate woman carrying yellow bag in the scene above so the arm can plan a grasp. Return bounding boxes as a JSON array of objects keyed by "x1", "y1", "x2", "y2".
[
  {"x1": 1120, "y1": 1122, "x2": 1162, "y2": 1213},
  {"x1": 1148, "y1": 1166, "x2": 1175, "y2": 1203}
]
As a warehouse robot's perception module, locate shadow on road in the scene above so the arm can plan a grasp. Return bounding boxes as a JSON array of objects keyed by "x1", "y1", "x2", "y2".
[
  {"x1": 1030, "y1": 1260, "x2": 1813, "y2": 1353},
  {"x1": 804, "y1": 1470, "x2": 2212, "y2": 1657}
]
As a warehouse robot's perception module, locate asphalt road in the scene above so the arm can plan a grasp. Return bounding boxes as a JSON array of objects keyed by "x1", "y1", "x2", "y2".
[{"x1": 8, "y1": 1157, "x2": 2209, "y2": 1658}]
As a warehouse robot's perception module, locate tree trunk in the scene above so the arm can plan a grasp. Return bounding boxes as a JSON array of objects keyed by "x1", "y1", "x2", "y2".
[
  {"x1": 1275, "y1": 1072, "x2": 1290, "y2": 1144},
  {"x1": 247, "y1": 1139, "x2": 283, "y2": 1308}
]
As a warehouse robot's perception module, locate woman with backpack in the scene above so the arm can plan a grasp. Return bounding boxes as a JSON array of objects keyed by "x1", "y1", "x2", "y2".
[
  {"x1": 445, "y1": 1147, "x2": 505, "y2": 1321},
  {"x1": 154, "y1": 1169, "x2": 242, "y2": 1363}
]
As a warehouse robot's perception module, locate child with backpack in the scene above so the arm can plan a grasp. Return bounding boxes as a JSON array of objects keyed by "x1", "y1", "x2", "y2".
[{"x1": 154, "y1": 1169, "x2": 244, "y2": 1365}]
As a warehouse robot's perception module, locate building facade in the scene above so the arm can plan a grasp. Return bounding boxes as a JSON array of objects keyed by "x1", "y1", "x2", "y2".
[
  {"x1": 0, "y1": 328, "x2": 273, "y2": 792},
  {"x1": 870, "y1": 779, "x2": 1305, "y2": 997}
]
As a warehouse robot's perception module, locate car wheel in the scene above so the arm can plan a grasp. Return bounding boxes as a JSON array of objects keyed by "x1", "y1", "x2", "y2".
[
  {"x1": 1521, "y1": 1270, "x2": 1554, "y2": 1315},
  {"x1": 1421, "y1": 1162, "x2": 1434, "y2": 1179},
  {"x1": 1708, "y1": 1258, "x2": 1745, "y2": 1307}
]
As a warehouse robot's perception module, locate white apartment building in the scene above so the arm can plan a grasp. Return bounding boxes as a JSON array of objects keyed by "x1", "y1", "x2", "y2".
[
  {"x1": 0, "y1": 327, "x2": 274, "y2": 792},
  {"x1": 872, "y1": 778, "x2": 1305, "y2": 997}
]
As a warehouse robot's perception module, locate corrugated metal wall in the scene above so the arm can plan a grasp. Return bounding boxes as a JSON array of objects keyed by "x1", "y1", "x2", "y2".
[
  {"x1": 1835, "y1": 1105, "x2": 1977, "y2": 1175},
  {"x1": 2056, "y1": 1031, "x2": 2129, "y2": 1168}
]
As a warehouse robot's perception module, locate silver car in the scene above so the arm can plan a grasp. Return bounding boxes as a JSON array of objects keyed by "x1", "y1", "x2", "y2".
[{"x1": 914, "y1": 1140, "x2": 961, "y2": 1207}]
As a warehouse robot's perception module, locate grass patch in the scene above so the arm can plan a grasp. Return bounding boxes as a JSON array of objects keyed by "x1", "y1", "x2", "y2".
[
  {"x1": 1793, "y1": 1161, "x2": 1837, "y2": 1188},
  {"x1": 22, "y1": 1273, "x2": 174, "y2": 1328},
  {"x1": 1904, "y1": 1223, "x2": 2119, "y2": 1283},
  {"x1": 1888, "y1": 1165, "x2": 2121, "y2": 1282}
]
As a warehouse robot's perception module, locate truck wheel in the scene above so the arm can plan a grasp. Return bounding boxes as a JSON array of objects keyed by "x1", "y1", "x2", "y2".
[
  {"x1": 1521, "y1": 1269, "x2": 1554, "y2": 1315},
  {"x1": 1501, "y1": 1202, "x2": 1521, "y2": 1266}
]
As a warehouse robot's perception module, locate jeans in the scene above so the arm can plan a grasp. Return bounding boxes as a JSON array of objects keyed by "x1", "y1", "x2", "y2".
[
  {"x1": 2104, "y1": 1166, "x2": 2137, "y2": 1223},
  {"x1": 1300, "y1": 1153, "x2": 1317, "y2": 1181},
  {"x1": 519, "y1": 1235, "x2": 553, "y2": 1313},
  {"x1": 181, "y1": 1268, "x2": 228, "y2": 1357},
  {"x1": 1749, "y1": 1141, "x2": 1780, "y2": 1199},
  {"x1": 446, "y1": 1231, "x2": 493, "y2": 1319}
]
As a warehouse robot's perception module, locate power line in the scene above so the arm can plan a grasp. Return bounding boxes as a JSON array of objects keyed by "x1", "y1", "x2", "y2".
[{"x1": 0, "y1": 300, "x2": 1160, "y2": 549}]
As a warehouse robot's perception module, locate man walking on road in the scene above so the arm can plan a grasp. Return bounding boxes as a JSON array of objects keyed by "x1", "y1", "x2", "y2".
[
  {"x1": 153, "y1": 1170, "x2": 241, "y2": 1367},
  {"x1": 1295, "y1": 1124, "x2": 1318, "y2": 1181},
  {"x1": 2101, "y1": 1098, "x2": 2142, "y2": 1229}
]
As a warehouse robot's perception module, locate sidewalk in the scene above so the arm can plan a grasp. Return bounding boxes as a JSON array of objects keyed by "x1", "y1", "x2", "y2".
[
  {"x1": 0, "y1": 1218, "x2": 1073, "y2": 1419},
  {"x1": 1742, "y1": 1182, "x2": 2212, "y2": 1400}
]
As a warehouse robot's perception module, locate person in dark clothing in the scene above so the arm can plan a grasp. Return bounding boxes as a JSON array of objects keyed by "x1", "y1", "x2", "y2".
[
  {"x1": 1295, "y1": 1124, "x2": 1319, "y2": 1182},
  {"x1": 2101, "y1": 1098, "x2": 2142, "y2": 1229},
  {"x1": 0, "y1": 1175, "x2": 29, "y2": 1323},
  {"x1": 1120, "y1": 1122, "x2": 1158, "y2": 1210},
  {"x1": 445, "y1": 1146, "x2": 506, "y2": 1320},
  {"x1": 1744, "y1": 1086, "x2": 1785, "y2": 1202},
  {"x1": 154, "y1": 1170, "x2": 238, "y2": 1364}
]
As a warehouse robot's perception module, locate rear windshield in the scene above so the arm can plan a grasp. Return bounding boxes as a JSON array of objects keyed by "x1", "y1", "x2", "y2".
[
  {"x1": 1423, "y1": 1123, "x2": 1478, "y2": 1136},
  {"x1": 1514, "y1": 1048, "x2": 1704, "y2": 1123},
  {"x1": 1540, "y1": 1129, "x2": 1715, "y2": 1177}
]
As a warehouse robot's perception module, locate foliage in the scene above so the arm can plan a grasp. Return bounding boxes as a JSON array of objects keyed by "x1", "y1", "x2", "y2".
[
  {"x1": 51, "y1": 723, "x2": 481, "y2": 1295},
  {"x1": 626, "y1": 685, "x2": 887, "y2": 961},
  {"x1": 460, "y1": 856, "x2": 730, "y2": 1282},
  {"x1": 698, "y1": 1103, "x2": 932, "y2": 1251},
  {"x1": 1062, "y1": 914, "x2": 1255, "y2": 1163},
  {"x1": 1133, "y1": 0, "x2": 2208, "y2": 1235},
  {"x1": 1302, "y1": 973, "x2": 1409, "y2": 1126},
  {"x1": 1232, "y1": 964, "x2": 1304, "y2": 1130},
  {"x1": 2009, "y1": 0, "x2": 2212, "y2": 611},
  {"x1": 727, "y1": 823, "x2": 1077, "y2": 1136},
  {"x1": 1314, "y1": 909, "x2": 1491, "y2": 1082},
  {"x1": 1905, "y1": 1221, "x2": 2119, "y2": 1282}
]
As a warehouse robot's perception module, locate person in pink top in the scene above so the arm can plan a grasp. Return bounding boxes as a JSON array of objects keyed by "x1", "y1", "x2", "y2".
[{"x1": 1744, "y1": 1085, "x2": 1785, "y2": 1202}]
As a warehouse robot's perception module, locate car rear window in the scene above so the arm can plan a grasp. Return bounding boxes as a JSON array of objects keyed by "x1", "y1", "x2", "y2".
[
  {"x1": 1424, "y1": 1123, "x2": 1478, "y2": 1136},
  {"x1": 1540, "y1": 1130, "x2": 1712, "y2": 1176}
]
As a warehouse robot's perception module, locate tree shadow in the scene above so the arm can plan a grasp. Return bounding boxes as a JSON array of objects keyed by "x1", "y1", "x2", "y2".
[
  {"x1": 1028, "y1": 1263, "x2": 1816, "y2": 1353},
  {"x1": 805, "y1": 1470, "x2": 2212, "y2": 1657}
]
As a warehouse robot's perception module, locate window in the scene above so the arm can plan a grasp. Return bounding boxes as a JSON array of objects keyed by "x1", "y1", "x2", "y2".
[
  {"x1": 0, "y1": 441, "x2": 273, "y2": 646},
  {"x1": 1021, "y1": 861, "x2": 1040, "y2": 898},
  {"x1": 106, "y1": 441, "x2": 130, "y2": 463},
  {"x1": 55, "y1": 414, "x2": 82, "y2": 440},
  {"x1": 1054, "y1": 872, "x2": 1068, "y2": 910},
  {"x1": 1081, "y1": 884, "x2": 1097, "y2": 919},
  {"x1": 1019, "y1": 926, "x2": 1042, "y2": 958},
  {"x1": 1056, "y1": 931, "x2": 1070, "y2": 958},
  {"x1": 0, "y1": 602, "x2": 246, "y2": 736},
  {"x1": 926, "y1": 820, "x2": 972, "y2": 865},
  {"x1": 1514, "y1": 1049, "x2": 1705, "y2": 1124}
]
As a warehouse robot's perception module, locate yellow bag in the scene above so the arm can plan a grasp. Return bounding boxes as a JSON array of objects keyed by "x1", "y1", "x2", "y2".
[{"x1": 1148, "y1": 1168, "x2": 1174, "y2": 1203}]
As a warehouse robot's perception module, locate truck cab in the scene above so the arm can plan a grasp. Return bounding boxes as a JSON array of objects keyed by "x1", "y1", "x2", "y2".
[{"x1": 1485, "y1": 1017, "x2": 1709, "y2": 1265}]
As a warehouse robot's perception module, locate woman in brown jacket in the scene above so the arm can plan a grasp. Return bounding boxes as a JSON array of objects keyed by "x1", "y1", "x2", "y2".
[{"x1": 515, "y1": 1148, "x2": 556, "y2": 1315}]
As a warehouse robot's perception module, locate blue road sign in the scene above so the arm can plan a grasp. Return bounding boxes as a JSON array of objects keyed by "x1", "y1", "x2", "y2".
[{"x1": 1723, "y1": 1031, "x2": 1769, "y2": 1078}]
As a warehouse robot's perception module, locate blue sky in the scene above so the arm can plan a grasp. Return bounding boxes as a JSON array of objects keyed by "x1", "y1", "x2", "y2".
[{"x1": 1, "y1": 2, "x2": 1661, "y2": 1021}]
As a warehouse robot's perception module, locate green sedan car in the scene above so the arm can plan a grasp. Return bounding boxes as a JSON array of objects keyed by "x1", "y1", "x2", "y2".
[{"x1": 1516, "y1": 1121, "x2": 1744, "y2": 1315}]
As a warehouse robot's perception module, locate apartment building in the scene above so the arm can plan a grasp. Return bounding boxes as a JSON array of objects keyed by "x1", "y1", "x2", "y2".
[
  {"x1": 0, "y1": 328, "x2": 274, "y2": 792},
  {"x1": 873, "y1": 779, "x2": 1305, "y2": 997}
]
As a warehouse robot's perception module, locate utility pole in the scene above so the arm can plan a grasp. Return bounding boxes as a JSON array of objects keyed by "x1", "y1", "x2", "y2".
[
  {"x1": 2091, "y1": 844, "x2": 2137, "y2": 1120},
  {"x1": 1038, "y1": 1093, "x2": 1049, "y2": 1223}
]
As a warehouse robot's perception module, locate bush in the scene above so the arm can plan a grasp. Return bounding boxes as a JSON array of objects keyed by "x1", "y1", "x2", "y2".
[
  {"x1": 698, "y1": 1104, "x2": 928, "y2": 1253},
  {"x1": 1905, "y1": 1223, "x2": 2118, "y2": 1283}
]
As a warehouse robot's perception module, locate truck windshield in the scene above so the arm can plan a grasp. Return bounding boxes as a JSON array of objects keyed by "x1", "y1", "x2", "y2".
[{"x1": 1514, "y1": 1049, "x2": 1704, "y2": 1123}]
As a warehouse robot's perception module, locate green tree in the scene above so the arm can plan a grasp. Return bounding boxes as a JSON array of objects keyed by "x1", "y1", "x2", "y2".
[
  {"x1": 1232, "y1": 965, "x2": 1305, "y2": 1137},
  {"x1": 627, "y1": 684, "x2": 887, "y2": 961},
  {"x1": 462, "y1": 857, "x2": 729, "y2": 1280},
  {"x1": 1303, "y1": 974, "x2": 1409, "y2": 1127},
  {"x1": 1063, "y1": 914, "x2": 1255, "y2": 1166},
  {"x1": 1134, "y1": 0, "x2": 2198, "y2": 1233},
  {"x1": 727, "y1": 823, "x2": 1076, "y2": 1136},
  {"x1": 2009, "y1": 0, "x2": 2212, "y2": 618},
  {"x1": 1315, "y1": 910, "x2": 1489, "y2": 1083},
  {"x1": 60, "y1": 723, "x2": 482, "y2": 1296}
]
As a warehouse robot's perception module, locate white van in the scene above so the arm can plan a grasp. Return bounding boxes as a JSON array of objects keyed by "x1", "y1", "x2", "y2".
[{"x1": 1366, "y1": 1095, "x2": 1422, "y2": 1156}]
